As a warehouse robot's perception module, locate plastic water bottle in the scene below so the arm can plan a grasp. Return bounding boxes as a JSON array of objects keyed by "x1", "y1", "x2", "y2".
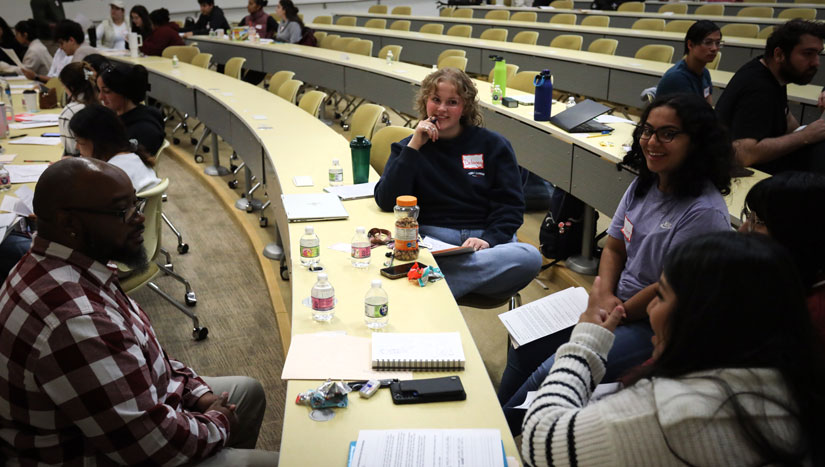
[
  {"x1": 172, "y1": 55, "x2": 179, "y2": 68},
  {"x1": 364, "y1": 279, "x2": 389, "y2": 329},
  {"x1": 311, "y1": 273, "x2": 335, "y2": 321},
  {"x1": 0, "y1": 103, "x2": 8, "y2": 139},
  {"x1": 351, "y1": 226, "x2": 371, "y2": 268},
  {"x1": 2, "y1": 79, "x2": 13, "y2": 121},
  {"x1": 328, "y1": 159, "x2": 343, "y2": 186},
  {"x1": 299, "y1": 226, "x2": 320, "y2": 267},
  {"x1": 492, "y1": 85, "x2": 503, "y2": 105},
  {"x1": 386, "y1": 49, "x2": 394, "y2": 65},
  {"x1": 565, "y1": 96, "x2": 576, "y2": 110},
  {"x1": 0, "y1": 164, "x2": 11, "y2": 190}
]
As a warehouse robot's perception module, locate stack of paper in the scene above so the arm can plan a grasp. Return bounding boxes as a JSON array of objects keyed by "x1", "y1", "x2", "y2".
[
  {"x1": 350, "y1": 429, "x2": 505, "y2": 467},
  {"x1": 498, "y1": 287, "x2": 589, "y2": 348},
  {"x1": 281, "y1": 333, "x2": 411, "y2": 381},
  {"x1": 323, "y1": 181, "x2": 377, "y2": 200}
]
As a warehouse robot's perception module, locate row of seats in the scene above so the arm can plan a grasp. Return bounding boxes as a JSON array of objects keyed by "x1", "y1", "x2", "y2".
[
  {"x1": 465, "y1": 0, "x2": 821, "y2": 14},
  {"x1": 314, "y1": 32, "x2": 401, "y2": 61}
]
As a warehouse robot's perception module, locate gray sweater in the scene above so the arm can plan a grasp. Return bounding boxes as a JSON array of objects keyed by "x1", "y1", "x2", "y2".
[{"x1": 276, "y1": 20, "x2": 302, "y2": 43}]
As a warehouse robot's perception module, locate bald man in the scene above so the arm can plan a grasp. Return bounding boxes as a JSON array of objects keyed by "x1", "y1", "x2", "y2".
[{"x1": 0, "y1": 159, "x2": 278, "y2": 466}]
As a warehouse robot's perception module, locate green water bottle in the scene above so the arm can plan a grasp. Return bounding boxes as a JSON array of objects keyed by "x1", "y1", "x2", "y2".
[
  {"x1": 490, "y1": 55, "x2": 507, "y2": 99},
  {"x1": 350, "y1": 135, "x2": 371, "y2": 184}
]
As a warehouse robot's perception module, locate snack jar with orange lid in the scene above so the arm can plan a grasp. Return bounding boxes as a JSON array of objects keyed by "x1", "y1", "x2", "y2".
[{"x1": 393, "y1": 195, "x2": 419, "y2": 261}]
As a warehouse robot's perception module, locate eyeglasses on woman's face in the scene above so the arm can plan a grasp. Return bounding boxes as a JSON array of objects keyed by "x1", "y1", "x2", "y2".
[{"x1": 638, "y1": 124, "x2": 685, "y2": 143}]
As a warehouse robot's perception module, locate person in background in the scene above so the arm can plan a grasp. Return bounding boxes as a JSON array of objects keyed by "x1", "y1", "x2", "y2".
[
  {"x1": 0, "y1": 157, "x2": 279, "y2": 465},
  {"x1": 521, "y1": 232, "x2": 825, "y2": 466},
  {"x1": 130, "y1": 5, "x2": 153, "y2": 39},
  {"x1": 141, "y1": 8, "x2": 184, "y2": 56},
  {"x1": 24, "y1": 19, "x2": 97, "y2": 83},
  {"x1": 9, "y1": 19, "x2": 52, "y2": 78},
  {"x1": 70, "y1": 104, "x2": 160, "y2": 193},
  {"x1": 95, "y1": 0, "x2": 130, "y2": 49},
  {"x1": 29, "y1": 0, "x2": 72, "y2": 53},
  {"x1": 715, "y1": 19, "x2": 825, "y2": 173},
  {"x1": 240, "y1": 0, "x2": 277, "y2": 39},
  {"x1": 499, "y1": 93, "x2": 733, "y2": 434},
  {"x1": 274, "y1": 0, "x2": 304, "y2": 43},
  {"x1": 0, "y1": 17, "x2": 28, "y2": 71},
  {"x1": 58, "y1": 62, "x2": 98, "y2": 157},
  {"x1": 740, "y1": 171, "x2": 825, "y2": 348},
  {"x1": 374, "y1": 68, "x2": 543, "y2": 300},
  {"x1": 81, "y1": 52, "x2": 110, "y2": 81},
  {"x1": 97, "y1": 63, "x2": 164, "y2": 155},
  {"x1": 656, "y1": 20, "x2": 721, "y2": 104},
  {"x1": 182, "y1": 0, "x2": 230, "y2": 38}
]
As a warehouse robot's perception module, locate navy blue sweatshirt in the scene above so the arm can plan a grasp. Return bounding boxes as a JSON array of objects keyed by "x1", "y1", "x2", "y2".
[{"x1": 374, "y1": 125, "x2": 525, "y2": 247}]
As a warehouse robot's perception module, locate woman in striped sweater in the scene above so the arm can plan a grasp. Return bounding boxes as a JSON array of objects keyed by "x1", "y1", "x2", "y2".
[{"x1": 522, "y1": 232, "x2": 825, "y2": 466}]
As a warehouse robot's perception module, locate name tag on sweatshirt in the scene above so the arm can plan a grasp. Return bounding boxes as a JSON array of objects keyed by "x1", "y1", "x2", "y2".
[{"x1": 462, "y1": 154, "x2": 484, "y2": 169}]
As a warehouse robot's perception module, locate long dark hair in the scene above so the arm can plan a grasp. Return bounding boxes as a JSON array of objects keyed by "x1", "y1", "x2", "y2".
[
  {"x1": 0, "y1": 17, "x2": 25, "y2": 61},
  {"x1": 69, "y1": 105, "x2": 155, "y2": 167},
  {"x1": 130, "y1": 5, "x2": 153, "y2": 37},
  {"x1": 622, "y1": 93, "x2": 732, "y2": 198},
  {"x1": 744, "y1": 171, "x2": 825, "y2": 290},
  {"x1": 59, "y1": 62, "x2": 98, "y2": 107},
  {"x1": 627, "y1": 232, "x2": 825, "y2": 465},
  {"x1": 13, "y1": 19, "x2": 38, "y2": 42},
  {"x1": 279, "y1": 0, "x2": 304, "y2": 27}
]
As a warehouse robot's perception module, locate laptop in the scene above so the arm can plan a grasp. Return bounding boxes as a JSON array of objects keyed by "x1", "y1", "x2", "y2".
[
  {"x1": 549, "y1": 99, "x2": 614, "y2": 133},
  {"x1": 281, "y1": 193, "x2": 349, "y2": 222}
]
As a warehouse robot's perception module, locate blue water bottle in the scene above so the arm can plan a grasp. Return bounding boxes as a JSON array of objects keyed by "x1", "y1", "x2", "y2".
[{"x1": 534, "y1": 69, "x2": 553, "y2": 121}]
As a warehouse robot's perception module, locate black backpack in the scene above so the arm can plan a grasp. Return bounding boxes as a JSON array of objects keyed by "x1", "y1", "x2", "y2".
[
  {"x1": 299, "y1": 26, "x2": 318, "y2": 47},
  {"x1": 539, "y1": 189, "x2": 598, "y2": 268}
]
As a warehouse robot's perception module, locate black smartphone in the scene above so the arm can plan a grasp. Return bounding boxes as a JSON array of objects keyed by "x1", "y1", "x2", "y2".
[
  {"x1": 380, "y1": 262, "x2": 427, "y2": 280},
  {"x1": 390, "y1": 376, "x2": 466, "y2": 405}
]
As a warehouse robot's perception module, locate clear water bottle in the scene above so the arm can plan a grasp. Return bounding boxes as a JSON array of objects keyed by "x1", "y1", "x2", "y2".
[
  {"x1": 364, "y1": 279, "x2": 388, "y2": 329},
  {"x1": 328, "y1": 159, "x2": 343, "y2": 186},
  {"x1": 492, "y1": 85, "x2": 503, "y2": 105},
  {"x1": 172, "y1": 55, "x2": 179, "y2": 68},
  {"x1": 351, "y1": 226, "x2": 371, "y2": 268},
  {"x1": 311, "y1": 273, "x2": 335, "y2": 321},
  {"x1": 565, "y1": 96, "x2": 576, "y2": 110},
  {"x1": 0, "y1": 103, "x2": 8, "y2": 139},
  {"x1": 0, "y1": 164, "x2": 11, "y2": 190},
  {"x1": 299, "y1": 226, "x2": 320, "y2": 267},
  {"x1": 386, "y1": 49, "x2": 394, "y2": 65}
]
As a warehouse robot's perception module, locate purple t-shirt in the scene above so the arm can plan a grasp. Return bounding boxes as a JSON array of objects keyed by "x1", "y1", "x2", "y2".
[{"x1": 607, "y1": 177, "x2": 731, "y2": 301}]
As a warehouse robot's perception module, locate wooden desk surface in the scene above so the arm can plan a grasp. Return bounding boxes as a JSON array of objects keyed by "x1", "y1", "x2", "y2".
[{"x1": 570, "y1": 0, "x2": 825, "y2": 12}]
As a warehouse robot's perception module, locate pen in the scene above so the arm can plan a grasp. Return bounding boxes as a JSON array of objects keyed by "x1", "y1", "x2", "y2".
[
  {"x1": 9, "y1": 134, "x2": 27, "y2": 139},
  {"x1": 23, "y1": 159, "x2": 50, "y2": 163},
  {"x1": 587, "y1": 133, "x2": 610, "y2": 138}
]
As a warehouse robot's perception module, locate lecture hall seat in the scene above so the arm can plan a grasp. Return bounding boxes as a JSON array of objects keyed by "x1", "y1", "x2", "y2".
[
  {"x1": 581, "y1": 15, "x2": 609, "y2": 27},
  {"x1": 267, "y1": 70, "x2": 295, "y2": 96},
  {"x1": 480, "y1": 28, "x2": 509, "y2": 42},
  {"x1": 447, "y1": 25, "x2": 473, "y2": 38},
  {"x1": 390, "y1": 20, "x2": 411, "y2": 31},
  {"x1": 721, "y1": 23, "x2": 760, "y2": 38},
  {"x1": 511, "y1": 12, "x2": 538, "y2": 22},
  {"x1": 550, "y1": 34, "x2": 583, "y2": 51},
  {"x1": 587, "y1": 38, "x2": 618, "y2": 55},
  {"x1": 550, "y1": 14, "x2": 577, "y2": 25},
  {"x1": 419, "y1": 23, "x2": 444, "y2": 34},
  {"x1": 512, "y1": 31, "x2": 539, "y2": 45}
]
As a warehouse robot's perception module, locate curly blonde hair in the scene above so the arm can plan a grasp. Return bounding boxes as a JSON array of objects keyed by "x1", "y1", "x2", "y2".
[{"x1": 414, "y1": 68, "x2": 483, "y2": 127}]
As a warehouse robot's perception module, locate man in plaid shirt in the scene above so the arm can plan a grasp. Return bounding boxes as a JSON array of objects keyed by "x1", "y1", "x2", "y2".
[{"x1": 0, "y1": 158, "x2": 279, "y2": 465}]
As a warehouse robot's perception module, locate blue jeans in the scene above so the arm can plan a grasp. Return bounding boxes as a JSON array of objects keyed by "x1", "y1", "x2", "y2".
[
  {"x1": 0, "y1": 231, "x2": 32, "y2": 283},
  {"x1": 498, "y1": 320, "x2": 654, "y2": 435},
  {"x1": 419, "y1": 225, "x2": 542, "y2": 300}
]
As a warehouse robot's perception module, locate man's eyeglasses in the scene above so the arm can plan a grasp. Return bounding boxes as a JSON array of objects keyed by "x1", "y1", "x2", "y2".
[
  {"x1": 739, "y1": 206, "x2": 766, "y2": 232},
  {"x1": 68, "y1": 198, "x2": 147, "y2": 223},
  {"x1": 638, "y1": 125, "x2": 685, "y2": 143},
  {"x1": 700, "y1": 39, "x2": 724, "y2": 48}
]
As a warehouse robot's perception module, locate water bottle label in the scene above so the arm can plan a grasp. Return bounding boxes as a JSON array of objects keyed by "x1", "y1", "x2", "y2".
[
  {"x1": 365, "y1": 303, "x2": 388, "y2": 318},
  {"x1": 351, "y1": 246, "x2": 371, "y2": 258},
  {"x1": 301, "y1": 245, "x2": 319, "y2": 258},
  {"x1": 329, "y1": 172, "x2": 343, "y2": 182},
  {"x1": 312, "y1": 296, "x2": 334, "y2": 311}
]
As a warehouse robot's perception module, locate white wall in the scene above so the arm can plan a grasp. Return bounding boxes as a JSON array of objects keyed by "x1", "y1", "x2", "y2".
[{"x1": 4, "y1": 0, "x2": 439, "y2": 30}]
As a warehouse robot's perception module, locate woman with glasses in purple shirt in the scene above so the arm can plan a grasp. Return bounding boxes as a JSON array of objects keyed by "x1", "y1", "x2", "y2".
[{"x1": 499, "y1": 93, "x2": 734, "y2": 434}]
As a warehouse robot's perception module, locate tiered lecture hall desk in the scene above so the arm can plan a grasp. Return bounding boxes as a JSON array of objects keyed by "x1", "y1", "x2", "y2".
[
  {"x1": 333, "y1": 12, "x2": 825, "y2": 85},
  {"x1": 466, "y1": 4, "x2": 794, "y2": 27},
  {"x1": 301, "y1": 24, "x2": 824, "y2": 123},
  {"x1": 568, "y1": 0, "x2": 825, "y2": 18}
]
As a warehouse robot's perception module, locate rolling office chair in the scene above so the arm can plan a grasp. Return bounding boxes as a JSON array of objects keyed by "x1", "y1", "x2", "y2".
[
  {"x1": 154, "y1": 139, "x2": 190, "y2": 255},
  {"x1": 512, "y1": 31, "x2": 539, "y2": 45},
  {"x1": 721, "y1": 23, "x2": 760, "y2": 38},
  {"x1": 378, "y1": 45, "x2": 403, "y2": 62},
  {"x1": 480, "y1": 28, "x2": 509, "y2": 42},
  {"x1": 277, "y1": 79, "x2": 303, "y2": 104},
  {"x1": 510, "y1": 71, "x2": 540, "y2": 93},
  {"x1": 587, "y1": 38, "x2": 618, "y2": 55},
  {"x1": 664, "y1": 20, "x2": 696, "y2": 34},
  {"x1": 299, "y1": 90, "x2": 328, "y2": 118},
  {"x1": 348, "y1": 104, "x2": 386, "y2": 142},
  {"x1": 446, "y1": 25, "x2": 473, "y2": 38},
  {"x1": 267, "y1": 70, "x2": 296, "y2": 96},
  {"x1": 370, "y1": 126, "x2": 415, "y2": 175},
  {"x1": 550, "y1": 34, "x2": 583, "y2": 51},
  {"x1": 117, "y1": 179, "x2": 207, "y2": 340},
  {"x1": 439, "y1": 56, "x2": 469, "y2": 71}
]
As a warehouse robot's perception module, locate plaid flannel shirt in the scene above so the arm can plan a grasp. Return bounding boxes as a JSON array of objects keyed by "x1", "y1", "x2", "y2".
[{"x1": 0, "y1": 236, "x2": 229, "y2": 465}]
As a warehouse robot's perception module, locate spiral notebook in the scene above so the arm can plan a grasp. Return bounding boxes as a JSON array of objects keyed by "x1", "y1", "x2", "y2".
[{"x1": 371, "y1": 332, "x2": 466, "y2": 371}]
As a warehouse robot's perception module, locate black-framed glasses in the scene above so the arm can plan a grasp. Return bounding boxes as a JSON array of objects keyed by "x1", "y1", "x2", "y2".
[
  {"x1": 68, "y1": 197, "x2": 147, "y2": 223},
  {"x1": 739, "y1": 206, "x2": 766, "y2": 232},
  {"x1": 700, "y1": 39, "x2": 724, "y2": 48},
  {"x1": 638, "y1": 125, "x2": 685, "y2": 143}
]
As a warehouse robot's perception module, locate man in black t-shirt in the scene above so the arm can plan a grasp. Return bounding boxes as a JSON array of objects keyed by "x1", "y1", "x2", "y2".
[{"x1": 716, "y1": 20, "x2": 825, "y2": 174}]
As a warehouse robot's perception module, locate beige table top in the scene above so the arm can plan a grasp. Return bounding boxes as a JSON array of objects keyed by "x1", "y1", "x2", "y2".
[{"x1": 570, "y1": 0, "x2": 825, "y2": 9}]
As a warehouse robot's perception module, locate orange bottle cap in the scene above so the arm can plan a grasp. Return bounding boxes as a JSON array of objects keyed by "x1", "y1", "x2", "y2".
[{"x1": 396, "y1": 195, "x2": 418, "y2": 207}]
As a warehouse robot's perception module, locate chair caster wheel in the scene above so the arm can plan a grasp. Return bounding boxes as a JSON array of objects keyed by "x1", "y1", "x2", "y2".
[
  {"x1": 246, "y1": 204, "x2": 254, "y2": 213},
  {"x1": 173, "y1": 137, "x2": 180, "y2": 145},
  {"x1": 193, "y1": 327, "x2": 209, "y2": 341},
  {"x1": 230, "y1": 164, "x2": 238, "y2": 172},
  {"x1": 342, "y1": 123, "x2": 350, "y2": 131},
  {"x1": 280, "y1": 265, "x2": 289, "y2": 281},
  {"x1": 228, "y1": 180, "x2": 238, "y2": 189},
  {"x1": 259, "y1": 216, "x2": 268, "y2": 227},
  {"x1": 190, "y1": 137, "x2": 198, "y2": 145},
  {"x1": 194, "y1": 154, "x2": 204, "y2": 163},
  {"x1": 203, "y1": 146, "x2": 210, "y2": 153},
  {"x1": 335, "y1": 112, "x2": 342, "y2": 119},
  {"x1": 177, "y1": 243, "x2": 189, "y2": 254},
  {"x1": 185, "y1": 292, "x2": 197, "y2": 306}
]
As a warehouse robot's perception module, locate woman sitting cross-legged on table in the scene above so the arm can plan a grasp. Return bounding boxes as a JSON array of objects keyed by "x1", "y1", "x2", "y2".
[
  {"x1": 499, "y1": 93, "x2": 734, "y2": 434},
  {"x1": 70, "y1": 104, "x2": 161, "y2": 193},
  {"x1": 374, "y1": 68, "x2": 542, "y2": 300},
  {"x1": 522, "y1": 232, "x2": 825, "y2": 466}
]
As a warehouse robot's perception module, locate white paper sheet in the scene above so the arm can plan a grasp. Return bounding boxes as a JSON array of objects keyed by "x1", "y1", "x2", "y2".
[
  {"x1": 281, "y1": 333, "x2": 411, "y2": 380},
  {"x1": 0, "y1": 154, "x2": 17, "y2": 163},
  {"x1": 595, "y1": 114, "x2": 635, "y2": 125},
  {"x1": 26, "y1": 114, "x2": 60, "y2": 122},
  {"x1": 351, "y1": 429, "x2": 505, "y2": 467},
  {"x1": 0, "y1": 47, "x2": 23, "y2": 68},
  {"x1": 8, "y1": 137, "x2": 60, "y2": 146},
  {"x1": 0, "y1": 212, "x2": 18, "y2": 227},
  {"x1": 0, "y1": 196, "x2": 32, "y2": 216},
  {"x1": 498, "y1": 287, "x2": 588, "y2": 348},
  {"x1": 292, "y1": 175, "x2": 313, "y2": 187},
  {"x1": 7, "y1": 164, "x2": 49, "y2": 183},
  {"x1": 511, "y1": 94, "x2": 535, "y2": 105},
  {"x1": 9, "y1": 122, "x2": 58, "y2": 129},
  {"x1": 323, "y1": 181, "x2": 377, "y2": 200}
]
